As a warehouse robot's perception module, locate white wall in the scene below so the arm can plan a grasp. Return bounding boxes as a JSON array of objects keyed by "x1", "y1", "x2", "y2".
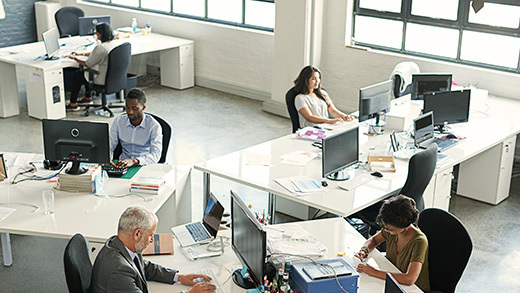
[{"x1": 74, "y1": 1, "x2": 274, "y2": 101}]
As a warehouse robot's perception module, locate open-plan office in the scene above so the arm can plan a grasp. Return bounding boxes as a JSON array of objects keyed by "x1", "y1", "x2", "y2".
[{"x1": 2, "y1": 0, "x2": 520, "y2": 292}]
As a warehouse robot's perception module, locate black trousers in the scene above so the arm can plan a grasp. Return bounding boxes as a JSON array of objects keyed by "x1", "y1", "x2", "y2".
[{"x1": 69, "y1": 69, "x2": 92, "y2": 103}]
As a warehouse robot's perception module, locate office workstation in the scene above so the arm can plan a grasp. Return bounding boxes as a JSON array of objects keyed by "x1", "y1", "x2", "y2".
[{"x1": 2, "y1": 0, "x2": 520, "y2": 292}]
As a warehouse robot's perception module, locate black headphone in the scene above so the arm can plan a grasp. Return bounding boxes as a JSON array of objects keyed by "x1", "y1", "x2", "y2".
[{"x1": 43, "y1": 160, "x2": 65, "y2": 170}]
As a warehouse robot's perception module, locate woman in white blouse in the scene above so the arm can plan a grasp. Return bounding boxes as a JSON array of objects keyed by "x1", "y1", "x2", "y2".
[{"x1": 294, "y1": 65, "x2": 355, "y2": 128}]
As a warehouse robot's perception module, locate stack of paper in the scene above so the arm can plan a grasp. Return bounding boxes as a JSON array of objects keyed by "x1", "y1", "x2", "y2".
[
  {"x1": 274, "y1": 176, "x2": 322, "y2": 196},
  {"x1": 130, "y1": 177, "x2": 165, "y2": 195},
  {"x1": 57, "y1": 165, "x2": 101, "y2": 192},
  {"x1": 295, "y1": 127, "x2": 327, "y2": 141},
  {"x1": 267, "y1": 224, "x2": 327, "y2": 262}
]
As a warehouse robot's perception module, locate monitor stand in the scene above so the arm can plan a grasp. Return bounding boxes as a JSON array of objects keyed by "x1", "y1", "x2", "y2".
[
  {"x1": 326, "y1": 168, "x2": 350, "y2": 181},
  {"x1": 232, "y1": 269, "x2": 257, "y2": 289},
  {"x1": 65, "y1": 160, "x2": 87, "y2": 175},
  {"x1": 366, "y1": 114, "x2": 386, "y2": 135},
  {"x1": 44, "y1": 54, "x2": 59, "y2": 61}
]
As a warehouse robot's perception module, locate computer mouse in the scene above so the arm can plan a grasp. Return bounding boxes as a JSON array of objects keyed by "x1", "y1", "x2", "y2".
[
  {"x1": 321, "y1": 180, "x2": 328, "y2": 187},
  {"x1": 370, "y1": 171, "x2": 383, "y2": 178},
  {"x1": 446, "y1": 134, "x2": 457, "y2": 139},
  {"x1": 193, "y1": 277, "x2": 205, "y2": 283}
]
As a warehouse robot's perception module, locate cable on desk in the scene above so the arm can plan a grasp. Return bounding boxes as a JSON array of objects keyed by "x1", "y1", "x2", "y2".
[
  {"x1": 207, "y1": 235, "x2": 230, "y2": 252},
  {"x1": 95, "y1": 193, "x2": 154, "y2": 202},
  {"x1": 9, "y1": 161, "x2": 66, "y2": 185}
]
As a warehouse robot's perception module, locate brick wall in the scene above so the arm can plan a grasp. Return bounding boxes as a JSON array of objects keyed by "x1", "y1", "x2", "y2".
[{"x1": 0, "y1": 0, "x2": 43, "y2": 48}]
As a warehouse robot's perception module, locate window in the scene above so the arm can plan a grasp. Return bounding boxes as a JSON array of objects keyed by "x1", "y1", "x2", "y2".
[
  {"x1": 352, "y1": 0, "x2": 520, "y2": 73},
  {"x1": 83, "y1": 0, "x2": 275, "y2": 32}
]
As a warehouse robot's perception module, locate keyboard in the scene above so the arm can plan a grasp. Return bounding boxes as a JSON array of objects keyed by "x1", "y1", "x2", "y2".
[
  {"x1": 186, "y1": 222, "x2": 211, "y2": 242},
  {"x1": 433, "y1": 138, "x2": 459, "y2": 152},
  {"x1": 338, "y1": 173, "x2": 374, "y2": 191},
  {"x1": 194, "y1": 268, "x2": 224, "y2": 293},
  {"x1": 101, "y1": 165, "x2": 128, "y2": 177}
]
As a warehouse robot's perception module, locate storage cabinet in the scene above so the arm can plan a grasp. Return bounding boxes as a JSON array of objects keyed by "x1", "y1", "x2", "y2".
[{"x1": 423, "y1": 166, "x2": 453, "y2": 210}]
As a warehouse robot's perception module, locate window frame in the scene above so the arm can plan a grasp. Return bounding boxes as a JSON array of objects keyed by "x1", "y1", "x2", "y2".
[
  {"x1": 352, "y1": 0, "x2": 520, "y2": 73},
  {"x1": 83, "y1": 0, "x2": 275, "y2": 32}
]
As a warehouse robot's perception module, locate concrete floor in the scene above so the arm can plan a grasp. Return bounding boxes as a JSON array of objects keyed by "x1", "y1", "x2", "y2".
[{"x1": 0, "y1": 78, "x2": 519, "y2": 292}]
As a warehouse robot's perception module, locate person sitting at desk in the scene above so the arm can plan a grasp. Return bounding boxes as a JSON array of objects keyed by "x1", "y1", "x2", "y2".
[
  {"x1": 293, "y1": 65, "x2": 355, "y2": 128},
  {"x1": 91, "y1": 206, "x2": 216, "y2": 293},
  {"x1": 355, "y1": 195, "x2": 430, "y2": 291},
  {"x1": 66, "y1": 22, "x2": 119, "y2": 111},
  {"x1": 110, "y1": 88, "x2": 162, "y2": 168}
]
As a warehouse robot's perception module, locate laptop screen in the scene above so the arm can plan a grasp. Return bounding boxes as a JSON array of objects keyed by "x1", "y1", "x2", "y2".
[
  {"x1": 414, "y1": 111, "x2": 434, "y2": 146},
  {"x1": 202, "y1": 193, "x2": 225, "y2": 237},
  {"x1": 385, "y1": 273, "x2": 406, "y2": 293}
]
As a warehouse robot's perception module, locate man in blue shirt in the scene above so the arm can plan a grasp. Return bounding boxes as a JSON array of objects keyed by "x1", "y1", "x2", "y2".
[{"x1": 110, "y1": 88, "x2": 162, "y2": 167}]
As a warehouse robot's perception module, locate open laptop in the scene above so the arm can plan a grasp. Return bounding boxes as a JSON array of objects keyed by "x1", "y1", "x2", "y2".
[
  {"x1": 385, "y1": 273, "x2": 406, "y2": 293},
  {"x1": 414, "y1": 111, "x2": 459, "y2": 152},
  {"x1": 171, "y1": 193, "x2": 224, "y2": 247}
]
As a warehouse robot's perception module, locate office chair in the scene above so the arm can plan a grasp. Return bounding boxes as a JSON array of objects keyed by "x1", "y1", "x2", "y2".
[
  {"x1": 418, "y1": 208, "x2": 472, "y2": 293},
  {"x1": 390, "y1": 61, "x2": 420, "y2": 98},
  {"x1": 63, "y1": 233, "x2": 92, "y2": 293},
  {"x1": 285, "y1": 87, "x2": 300, "y2": 133},
  {"x1": 85, "y1": 42, "x2": 131, "y2": 118},
  {"x1": 113, "y1": 113, "x2": 171, "y2": 164},
  {"x1": 54, "y1": 7, "x2": 85, "y2": 38},
  {"x1": 349, "y1": 143, "x2": 438, "y2": 237}
]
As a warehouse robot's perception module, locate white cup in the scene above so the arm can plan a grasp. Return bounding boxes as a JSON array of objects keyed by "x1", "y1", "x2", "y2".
[{"x1": 42, "y1": 190, "x2": 55, "y2": 215}]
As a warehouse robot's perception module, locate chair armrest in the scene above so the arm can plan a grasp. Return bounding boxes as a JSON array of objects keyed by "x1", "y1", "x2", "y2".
[{"x1": 81, "y1": 66, "x2": 99, "y2": 86}]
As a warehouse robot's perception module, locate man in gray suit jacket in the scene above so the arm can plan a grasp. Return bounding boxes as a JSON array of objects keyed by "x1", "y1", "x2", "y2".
[{"x1": 91, "y1": 206, "x2": 216, "y2": 293}]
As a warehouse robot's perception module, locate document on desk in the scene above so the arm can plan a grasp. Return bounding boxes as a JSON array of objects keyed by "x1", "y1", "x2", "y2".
[
  {"x1": 266, "y1": 224, "x2": 327, "y2": 260},
  {"x1": 0, "y1": 206, "x2": 16, "y2": 221},
  {"x1": 279, "y1": 150, "x2": 318, "y2": 166},
  {"x1": 274, "y1": 175, "x2": 322, "y2": 196},
  {"x1": 244, "y1": 151, "x2": 271, "y2": 166}
]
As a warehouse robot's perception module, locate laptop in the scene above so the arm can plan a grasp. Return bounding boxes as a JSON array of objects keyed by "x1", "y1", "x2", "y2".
[
  {"x1": 385, "y1": 273, "x2": 406, "y2": 293},
  {"x1": 171, "y1": 193, "x2": 224, "y2": 247},
  {"x1": 414, "y1": 111, "x2": 459, "y2": 152}
]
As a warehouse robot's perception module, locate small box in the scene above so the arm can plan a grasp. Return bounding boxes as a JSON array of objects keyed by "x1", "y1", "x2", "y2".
[
  {"x1": 291, "y1": 258, "x2": 359, "y2": 293},
  {"x1": 142, "y1": 233, "x2": 174, "y2": 255},
  {"x1": 368, "y1": 155, "x2": 396, "y2": 172}
]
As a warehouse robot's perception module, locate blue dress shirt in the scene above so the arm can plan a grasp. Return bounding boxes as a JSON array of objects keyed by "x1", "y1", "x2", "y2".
[{"x1": 109, "y1": 114, "x2": 163, "y2": 165}]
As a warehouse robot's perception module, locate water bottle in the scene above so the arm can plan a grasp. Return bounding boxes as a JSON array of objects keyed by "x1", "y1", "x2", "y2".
[
  {"x1": 146, "y1": 22, "x2": 151, "y2": 34},
  {"x1": 131, "y1": 18, "x2": 137, "y2": 34}
]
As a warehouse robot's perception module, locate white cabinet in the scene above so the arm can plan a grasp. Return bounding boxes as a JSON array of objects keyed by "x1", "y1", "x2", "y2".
[
  {"x1": 424, "y1": 166, "x2": 453, "y2": 211},
  {"x1": 160, "y1": 44, "x2": 194, "y2": 90},
  {"x1": 457, "y1": 136, "x2": 516, "y2": 205},
  {"x1": 25, "y1": 67, "x2": 66, "y2": 119}
]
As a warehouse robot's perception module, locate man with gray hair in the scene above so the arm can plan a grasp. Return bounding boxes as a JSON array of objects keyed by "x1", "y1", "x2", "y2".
[{"x1": 91, "y1": 206, "x2": 216, "y2": 293}]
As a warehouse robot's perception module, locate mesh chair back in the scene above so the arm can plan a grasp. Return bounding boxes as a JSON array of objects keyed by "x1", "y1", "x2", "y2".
[
  {"x1": 418, "y1": 208, "x2": 472, "y2": 293},
  {"x1": 399, "y1": 143, "x2": 438, "y2": 211},
  {"x1": 55, "y1": 7, "x2": 85, "y2": 38},
  {"x1": 105, "y1": 42, "x2": 131, "y2": 95},
  {"x1": 64, "y1": 233, "x2": 92, "y2": 293}
]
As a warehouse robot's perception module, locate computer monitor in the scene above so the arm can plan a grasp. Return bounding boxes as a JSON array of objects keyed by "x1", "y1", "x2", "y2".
[
  {"x1": 423, "y1": 89, "x2": 471, "y2": 132},
  {"x1": 42, "y1": 27, "x2": 60, "y2": 60},
  {"x1": 413, "y1": 111, "x2": 434, "y2": 147},
  {"x1": 385, "y1": 273, "x2": 406, "y2": 293},
  {"x1": 411, "y1": 73, "x2": 452, "y2": 100},
  {"x1": 231, "y1": 190, "x2": 267, "y2": 289},
  {"x1": 322, "y1": 126, "x2": 359, "y2": 181},
  {"x1": 79, "y1": 15, "x2": 111, "y2": 36},
  {"x1": 358, "y1": 80, "x2": 393, "y2": 126},
  {"x1": 42, "y1": 119, "x2": 110, "y2": 175}
]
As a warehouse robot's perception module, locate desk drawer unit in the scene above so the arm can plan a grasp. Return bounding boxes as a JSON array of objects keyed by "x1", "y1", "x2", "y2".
[{"x1": 160, "y1": 44, "x2": 194, "y2": 90}]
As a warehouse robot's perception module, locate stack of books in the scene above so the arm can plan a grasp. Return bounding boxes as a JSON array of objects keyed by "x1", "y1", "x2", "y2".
[
  {"x1": 130, "y1": 177, "x2": 165, "y2": 195},
  {"x1": 56, "y1": 165, "x2": 101, "y2": 192}
]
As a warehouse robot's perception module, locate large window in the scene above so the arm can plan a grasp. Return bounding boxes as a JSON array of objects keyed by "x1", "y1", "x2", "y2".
[
  {"x1": 83, "y1": 0, "x2": 275, "y2": 32},
  {"x1": 352, "y1": 0, "x2": 520, "y2": 73}
]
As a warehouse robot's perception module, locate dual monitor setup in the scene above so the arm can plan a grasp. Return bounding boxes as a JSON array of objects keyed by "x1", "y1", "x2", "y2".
[{"x1": 41, "y1": 15, "x2": 110, "y2": 60}]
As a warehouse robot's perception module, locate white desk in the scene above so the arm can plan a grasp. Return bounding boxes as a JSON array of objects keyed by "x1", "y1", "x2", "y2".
[
  {"x1": 0, "y1": 33, "x2": 194, "y2": 119},
  {"x1": 147, "y1": 217, "x2": 421, "y2": 292},
  {"x1": 195, "y1": 95, "x2": 520, "y2": 220},
  {"x1": 0, "y1": 152, "x2": 192, "y2": 266}
]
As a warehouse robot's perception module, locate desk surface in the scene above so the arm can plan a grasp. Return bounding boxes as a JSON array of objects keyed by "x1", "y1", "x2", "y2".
[
  {"x1": 0, "y1": 33, "x2": 193, "y2": 70},
  {"x1": 0, "y1": 152, "x2": 190, "y2": 243},
  {"x1": 147, "y1": 217, "x2": 421, "y2": 292}
]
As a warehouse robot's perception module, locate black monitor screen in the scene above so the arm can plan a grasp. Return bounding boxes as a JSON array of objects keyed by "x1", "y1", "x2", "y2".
[
  {"x1": 79, "y1": 15, "x2": 111, "y2": 36},
  {"x1": 42, "y1": 119, "x2": 110, "y2": 174},
  {"x1": 231, "y1": 190, "x2": 266, "y2": 288},
  {"x1": 414, "y1": 111, "x2": 434, "y2": 146},
  {"x1": 411, "y1": 73, "x2": 452, "y2": 100},
  {"x1": 202, "y1": 193, "x2": 225, "y2": 238},
  {"x1": 359, "y1": 80, "x2": 393, "y2": 123},
  {"x1": 423, "y1": 89, "x2": 471, "y2": 128},
  {"x1": 322, "y1": 126, "x2": 359, "y2": 178}
]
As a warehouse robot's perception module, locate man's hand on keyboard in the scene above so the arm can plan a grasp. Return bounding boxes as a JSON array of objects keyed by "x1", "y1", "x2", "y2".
[
  {"x1": 178, "y1": 274, "x2": 212, "y2": 286},
  {"x1": 114, "y1": 158, "x2": 139, "y2": 168},
  {"x1": 187, "y1": 283, "x2": 217, "y2": 293}
]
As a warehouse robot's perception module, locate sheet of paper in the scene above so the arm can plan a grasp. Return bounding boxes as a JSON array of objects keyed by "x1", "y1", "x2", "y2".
[
  {"x1": 274, "y1": 175, "x2": 323, "y2": 196},
  {"x1": 0, "y1": 206, "x2": 16, "y2": 221},
  {"x1": 280, "y1": 150, "x2": 318, "y2": 166},
  {"x1": 244, "y1": 152, "x2": 271, "y2": 166}
]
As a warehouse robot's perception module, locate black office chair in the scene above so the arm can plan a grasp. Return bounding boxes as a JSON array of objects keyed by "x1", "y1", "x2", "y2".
[
  {"x1": 285, "y1": 87, "x2": 300, "y2": 133},
  {"x1": 418, "y1": 208, "x2": 472, "y2": 293},
  {"x1": 63, "y1": 233, "x2": 92, "y2": 293},
  {"x1": 349, "y1": 143, "x2": 438, "y2": 237},
  {"x1": 85, "y1": 42, "x2": 131, "y2": 118},
  {"x1": 113, "y1": 113, "x2": 171, "y2": 164},
  {"x1": 55, "y1": 7, "x2": 85, "y2": 38}
]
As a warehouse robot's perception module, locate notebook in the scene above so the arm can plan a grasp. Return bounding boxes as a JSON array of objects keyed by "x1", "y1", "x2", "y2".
[
  {"x1": 413, "y1": 111, "x2": 459, "y2": 152},
  {"x1": 171, "y1": 193, "x2": 224, "y2": 247},
  {"x1": 385, "y1": 273, "x2": 406, "y2": 293}
]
